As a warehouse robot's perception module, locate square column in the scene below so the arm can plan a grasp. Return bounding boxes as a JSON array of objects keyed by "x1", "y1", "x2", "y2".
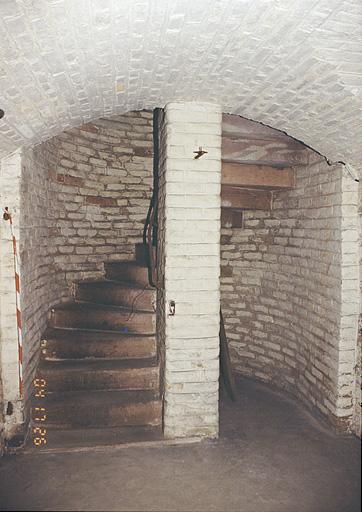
[{"x1": 158, "y1": 102, "x2": 221, "y2": 438}]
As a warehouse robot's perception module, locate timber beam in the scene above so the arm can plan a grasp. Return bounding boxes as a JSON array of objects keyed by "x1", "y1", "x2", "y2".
[
  {"x1": 221, "y1": 186, "x2": 272, "y2": 210},
  {"x1": 221, "y1": 162, "x2": 295, "y2": 190}
]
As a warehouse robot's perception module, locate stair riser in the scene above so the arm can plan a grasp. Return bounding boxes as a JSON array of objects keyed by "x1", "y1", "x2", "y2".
[
  {"x1": 31, "y1": 401, "x2": 162, "y2": 429},
  {"x1": 26, "y1": 426, "x2": 163, "y2": 451},
  {"x1": 136, "y1": 244, "x2": 147, "y2": 265},
  {"x1": 43, "y1": 337, "x2": 157, "y2": 360},
  {"x1": 75, "y1": 284, "x2": 155, "y2": 311},
  {"x1": 135, "y1": 244, "x2": 151, "y2": 265},
  {"x1": 38, "y1": 367, "x2": 159, "y2": 392},
  {"x1": 49, "y1": 309, "x2": 155, "y2": 334},
  {"x1": 105, "y1": 265, "x2": 149, "y2": 286}
]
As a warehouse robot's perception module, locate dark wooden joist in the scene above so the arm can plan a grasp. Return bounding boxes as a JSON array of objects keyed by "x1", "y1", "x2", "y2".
[
  {"x1": 221, "y1": 186, "x2": 272, "y2": 210},
  {"x1": 222, "y1": 162, "x2": 295, "y2": 190},
  {"x1": 222, "y1": 135, "x2": 307, "y2": 167}
]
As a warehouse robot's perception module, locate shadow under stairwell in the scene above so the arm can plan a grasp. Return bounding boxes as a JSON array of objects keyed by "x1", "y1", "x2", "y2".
[{"x1": 0, "y1": 376, "x2": 360, "y2": 512}]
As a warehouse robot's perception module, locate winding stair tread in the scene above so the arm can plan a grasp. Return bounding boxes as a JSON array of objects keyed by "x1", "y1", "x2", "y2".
[
  {"x1": 51, "y1": 301, "x2": 154, "y2": 315},
  {"x1": 105, "y1": 260, "x2": 147, "y2": 267},
  {"x1": 39, "y1": 357, "x2": 158, "y2": 371},
  {"x1": 74, "y1": 278, "x2": 154, "y2": 291},
  {"x1": 34, "y1": 389, "x2": 160, "y2": 406},
  {"x1": 25, "y1": 426, "x2": 163, "y2": 452},
  {"x1": 43, "y1": 327, "x2": 156, "y2": 340}
]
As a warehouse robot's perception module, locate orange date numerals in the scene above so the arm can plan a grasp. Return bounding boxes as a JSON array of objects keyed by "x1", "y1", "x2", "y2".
[
  {"x1": 34, "y1": 407, "x2": 47, "y2": 422},
  {"x1": 33, "y1": 378, "x2": 48, "y2": 446},
  {"x1": 34, "y1": 378, "x2": 46, "y2": 398},
  {"x1": 34, "y1": 378, "x2": 46, "y2": 388},
  {"x1": 33, "y1": 427, "x2": 47, "y2": 446}
]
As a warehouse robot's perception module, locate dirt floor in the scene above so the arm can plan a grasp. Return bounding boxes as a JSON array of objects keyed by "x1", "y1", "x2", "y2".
[{"x1": 0, "y1": 378, "x2": 360, "y2": 512}]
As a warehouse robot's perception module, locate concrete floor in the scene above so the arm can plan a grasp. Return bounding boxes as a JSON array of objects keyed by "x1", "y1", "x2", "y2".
[{"x1": 0, "y1": 378, "x2": 360, "y2": 512}]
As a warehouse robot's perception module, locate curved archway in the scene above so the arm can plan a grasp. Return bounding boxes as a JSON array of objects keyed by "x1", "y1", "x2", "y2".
[
  {"x1": 1, "y1": 107, "x2": 360, "y2": 444},
  {"x1": 0, "y1": 0, "x2": 361, "y2": 448},
  {"x1": 0, "y1": 0, "x2": 361, "y2": 170}
]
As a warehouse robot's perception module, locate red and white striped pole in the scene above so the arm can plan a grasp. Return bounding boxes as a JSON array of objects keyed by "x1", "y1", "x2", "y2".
[{"x1": 3, "y1": 206, "x2": 23, "y2": 396}]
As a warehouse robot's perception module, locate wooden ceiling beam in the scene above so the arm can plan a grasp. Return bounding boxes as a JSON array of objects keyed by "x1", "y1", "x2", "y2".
[
  {"x1": 221, "y1": 186, "x2": 272, "y2": 210},
  {"x1": 222, "y1": 135, "x2": 307, "y2": 167},
  {"x1": 222, "y1": 162, "x2": 295, "y2": 190}
]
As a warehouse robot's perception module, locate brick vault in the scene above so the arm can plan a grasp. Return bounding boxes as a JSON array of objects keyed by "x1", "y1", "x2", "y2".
[{"x1": 0, "y1": 0, "x2": 361, "y2": 451}]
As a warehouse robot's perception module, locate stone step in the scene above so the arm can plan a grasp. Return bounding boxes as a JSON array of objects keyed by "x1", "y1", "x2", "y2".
[
  {"x1": 74, "y1": 280, "x2": 155, "y2": 312},
  {"x1": 31, "y1": 389, "x2": 162, "y2": 429},
  {"x1": 41, "y1": 328, "x2": 156, "y2": 360},
  {"x1": 25, "y1": 426, "x2": 163, "y2": 453},
  {"x1": 105, "y1": 261, "x2": 150, "y2": 286},
  {"x1": 37, "y1": 358, "x2": 159, "y2": 392},
  {"x1": 49, "y1": 302, "x2": 155, "y2": 334}
]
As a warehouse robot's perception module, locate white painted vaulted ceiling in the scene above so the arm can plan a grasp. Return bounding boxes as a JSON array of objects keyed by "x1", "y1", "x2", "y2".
[{"x1": 0, "y1": 0, "x2": 361, "y2": 168}]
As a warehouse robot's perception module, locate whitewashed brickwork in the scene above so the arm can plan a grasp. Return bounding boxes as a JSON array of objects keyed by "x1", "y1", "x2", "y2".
[
  {"x1": 221, "y1": 156, "x2": 360, "y2": 432},
  {"x1": 0, "y1": 151, "x2": 24, "y2": 443},
  {"x1": 20, "y1": 145, "x2": 63, "y2": 421},
  {"x1": 354, "y1": 176, "x2": 362, "y2": 436},
  {"x1": 45, "y1": 111, "x2": 151, "y2": 280},
  {"x1": 337, "y1": 172, "x2": 360, "y2": 431},
  {"x1": 159, "y1": 102, "x2": 221, "y2": 438},
  {"x1": 156, "y1": 109, "x2": 167, "y2": 403},
  {"x1": 0, "y1": 1, "x2": 361, "y2": 172},
  {"x1": 0, "y1": 112, "x2": 154, "y2": 445}
]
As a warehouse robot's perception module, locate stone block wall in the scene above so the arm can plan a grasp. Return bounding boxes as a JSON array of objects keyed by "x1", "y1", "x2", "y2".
[
  {"x1": 221, "y1": 156, "x2": 360, "y2": 431},
  {"x1": 159, "y1": 102, "x2": 221, "y2": 439},
  {"x1": 12, "y1": 111, "x2": 153, "y2": 425}
]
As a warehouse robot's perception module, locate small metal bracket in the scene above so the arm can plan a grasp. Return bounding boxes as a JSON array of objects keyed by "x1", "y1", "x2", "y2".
[
  {"x1": 169, "y1": 300, "x2": 176, "y2": 316},
  {"x1": 193, "y1": 147, "x2": 208, "y2": 159}
]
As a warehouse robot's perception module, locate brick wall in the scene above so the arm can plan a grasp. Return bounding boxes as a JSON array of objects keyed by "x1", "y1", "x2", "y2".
[
  {"x1": 156, "y1": 109, "x2": 167, "y2": 406},
  {"x1": 40, "y1": 110, "x2": 153, "y2": 284},
  {"x1": 0, "y1": 151, "x2": 24, "y2": 443},
  {"x1": 159, "y1": 102, "x2": 221, "y2": 439},
  {"x1": 20, "y1": 145, "x2": 61, "y2": 420},
  {"x1": 338, "y1": 171, "x2": 360, "y2": 432},
  {"x1": 19, "y1": 110, "x2": 153, "y2": 421},
  {"x1": 1, "y1": 1, "x2": 361, "y2": 175},
  {"x1": 221, "y1": 156, "x2": 360, "y2": 431},
  {"x1": 356, "y1": 177, "x2": 362, "y2": 436}
]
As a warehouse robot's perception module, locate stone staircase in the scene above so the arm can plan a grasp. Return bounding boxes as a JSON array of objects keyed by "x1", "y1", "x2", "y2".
[{"x1": 29, "y1": 245, "x2": 162, "y2": 451}]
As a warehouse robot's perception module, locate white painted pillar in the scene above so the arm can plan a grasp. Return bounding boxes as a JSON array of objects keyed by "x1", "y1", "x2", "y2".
[
  {"x1": 159, "y1": 102, "x2": 221, "y2": 438},
  {"x1": 0, "y1": 150, "x2": 24, "y2": 442},
  {"x1": 337, "y1": 170, "x2": 360, "y2": 432}
]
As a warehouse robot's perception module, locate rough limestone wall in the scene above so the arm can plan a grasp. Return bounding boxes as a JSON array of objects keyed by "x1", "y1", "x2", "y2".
[
  {"x1": 221, "y1": 157, "x2": 359, "y2": 430},
  {"x1": 19, "y1": 110, "x2": 153, "y2": 422}
]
